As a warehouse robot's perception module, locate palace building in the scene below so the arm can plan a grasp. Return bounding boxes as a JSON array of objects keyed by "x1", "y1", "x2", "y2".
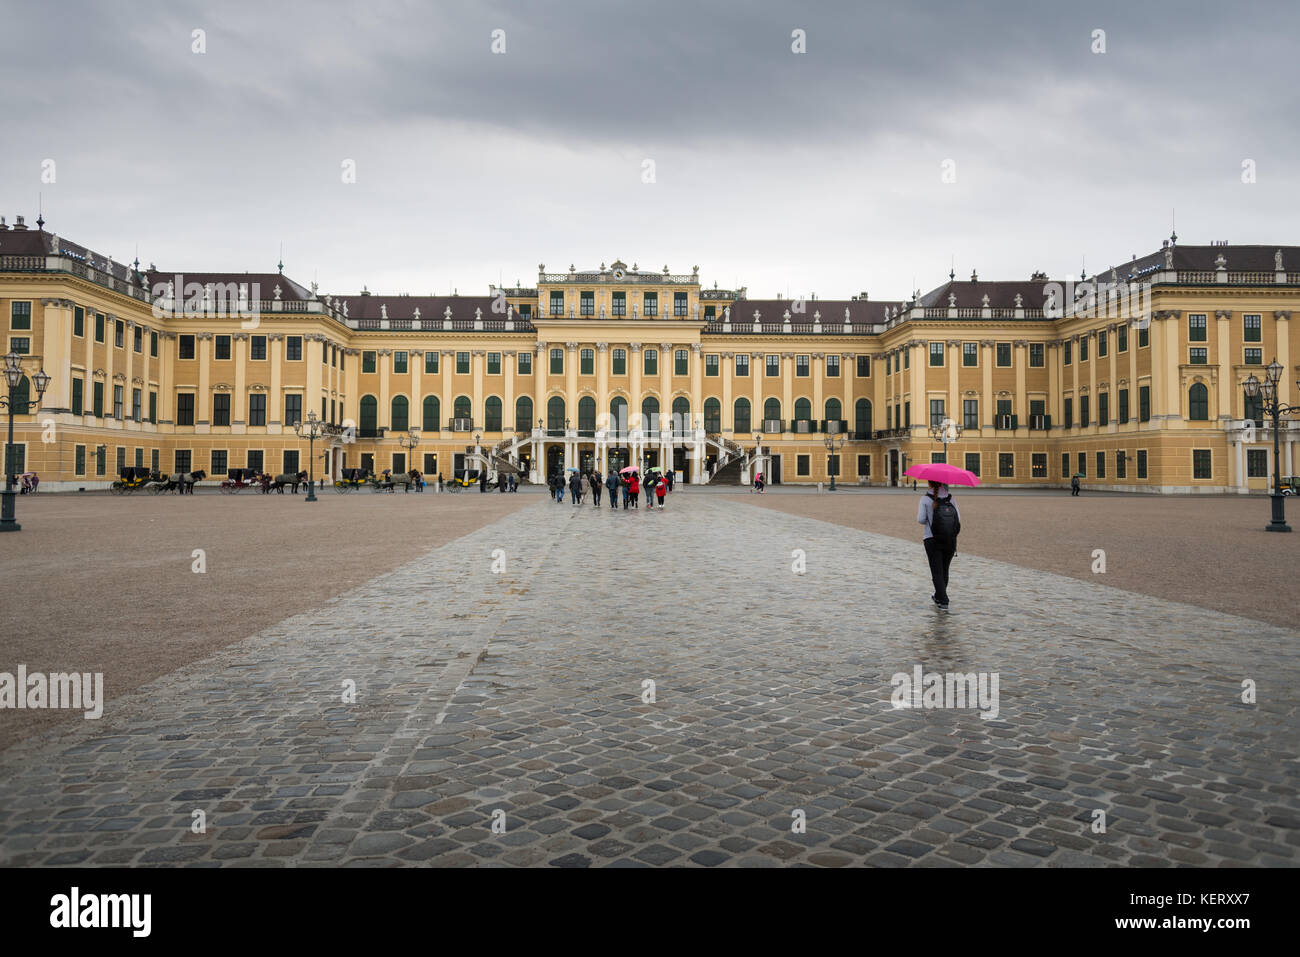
[{"x1": 2, "y1": 215, "x2": 1297, "y2": 493}]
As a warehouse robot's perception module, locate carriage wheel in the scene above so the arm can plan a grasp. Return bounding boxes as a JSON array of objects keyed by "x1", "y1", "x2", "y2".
[
  {"x1": 147, "y1": 482, "x2": 166, "y2": 495},
  {"x1": 220, "y1": 483, "x2": 234, "y2": 494},
  {"x1": 334, "y1": 482, "x2": 352, "y2": 493},
  {"x1": 110, "y1": 482, "x2": 126, "y2": 495}
]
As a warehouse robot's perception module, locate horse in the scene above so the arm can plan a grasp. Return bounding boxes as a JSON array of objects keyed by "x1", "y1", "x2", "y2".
[
  {"x1": 380, "y1": 469, "x2": 414, "y2": 492},
  {"x1": 271, "y1": 470, "x2": 309, "y2": 494},
  {"x1": 167, "y1": 469, "x2": 206, "y2": 494}
]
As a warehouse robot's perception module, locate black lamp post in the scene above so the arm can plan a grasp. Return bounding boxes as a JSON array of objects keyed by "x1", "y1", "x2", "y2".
[
  {"x1": 1243, "y1": 359, "x2": 1299, "y2": 532},
  {"x1": 293, "y1": 409, "x2": 325, "y2": 503},
  {"x1": 824, "y1": 428, "x2": 846, "y2": 491},
  {"x1": 929, "y1": 416, "x2": 962, "y2": 468},
  {"x1": 399, "y1": 426, "x2": 421, "y2": 470},
  {"x1": 2, "y1": 352, "x2": 51, "y2": 531}
]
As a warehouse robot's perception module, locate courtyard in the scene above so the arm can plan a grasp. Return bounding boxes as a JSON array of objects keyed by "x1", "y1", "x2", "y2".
[{"x1": 0, "y1": 486, "x2": 1296, "y2": 867}]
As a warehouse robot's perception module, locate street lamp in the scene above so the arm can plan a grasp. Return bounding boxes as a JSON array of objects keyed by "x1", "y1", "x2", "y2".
[
  {"x1": 293, "y1": 409, "x2": 325, "y2": 503},
  {"x1": 2, "y1": 352, "x2": 51, "y2": 531},
  {"x1": 1243, "y1": 358, "x2": 1300, "y2": 532},
  {"x1": 823, "y1": 429, "x2": 846, "y2": 491},
  {"x1": 929, "y1": 416, "x2": 963, "y2": 464},
  {"x1": 399, "y1": 426, "x2": 421, "y2": 476}
]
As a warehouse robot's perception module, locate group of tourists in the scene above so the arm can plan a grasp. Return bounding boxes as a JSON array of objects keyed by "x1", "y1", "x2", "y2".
[
  {"x1": 549, "y1": 467, "x2": 674, "y2": 511},
  {"x1": 477, "y1": 470, "x2": 518, "y2": 492}
]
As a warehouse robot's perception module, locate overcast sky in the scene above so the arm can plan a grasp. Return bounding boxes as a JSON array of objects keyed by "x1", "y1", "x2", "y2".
[{"x1": 2, "y1": 0, "x2": 1297, "y2": 300}]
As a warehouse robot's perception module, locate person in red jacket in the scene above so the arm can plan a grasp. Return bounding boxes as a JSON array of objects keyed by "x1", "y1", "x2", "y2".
[
  {"x1": 656, "y1": 475, "x2": 667, "y2": 509},
  {"x1": 628, "y1": 472, "x2": 640, "y2": 508}
]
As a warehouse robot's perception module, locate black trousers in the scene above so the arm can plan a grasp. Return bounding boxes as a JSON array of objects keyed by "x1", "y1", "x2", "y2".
[
  {"x1": 593, "y1": 488, "x2": 602, "y2": 505},
  {"x1": 924, "y1": 537, "x2": 956, "y2": 605}
]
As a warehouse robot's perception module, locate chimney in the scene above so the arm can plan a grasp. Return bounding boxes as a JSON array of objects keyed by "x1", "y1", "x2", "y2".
[
  {"x1": 860, "y1": 291, "x2": 869, "y2": 300},
  {"x1": 13, "y1": 215, "x2": 27, "y2": 230},
  {"x1": 0, "y1": 216, "x2": 6, "y2": 230}
]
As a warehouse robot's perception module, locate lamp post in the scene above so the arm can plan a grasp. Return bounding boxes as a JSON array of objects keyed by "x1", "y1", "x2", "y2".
[
  {"x1": 399, "y1": 426, "x2": 421, "y2": 480},
  {"x1": 753, "y1": 432, "x2": 763, "y2": 484},
  {"x1": 2, "y1": 353, "x2": 51, "y2": 531},
  {"x1": 293, "y1": 409, "x2": 325, "y2": 502},
  {"x1": 1243, "y1": 359, "x2": 1299, "y2": 532},
  {"x1": 929, "y1": 416, "x2": 963, "y2": 466},
  {"x1": 823, "y1": 428, "x2": 846, "y2": 491}
]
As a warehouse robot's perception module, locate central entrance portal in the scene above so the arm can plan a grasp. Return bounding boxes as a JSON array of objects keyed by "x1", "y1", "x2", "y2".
[
  {"x1": 546, "y1": 446, "x2": 564, "y2": 479},
  {"x1": 608, "y1": 447, "x2": 628, "y2": 474},
  {"x1": 579, "y1": 449, "x2": 595, "y2": 474}
]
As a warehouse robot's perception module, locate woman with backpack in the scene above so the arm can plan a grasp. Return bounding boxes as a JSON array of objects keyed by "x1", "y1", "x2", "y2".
[{"x1": 918, "y1": 480, "x2": 961, "y2": 610}]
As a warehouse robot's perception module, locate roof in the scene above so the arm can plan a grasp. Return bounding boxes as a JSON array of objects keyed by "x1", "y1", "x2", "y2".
[
  {"x1": 1103, "y1": 243, "x2": 1300, "y2": 281},
  {"x1": 145, "y1": 270, "x2": 313, "y2": 301},
  {"x1": 329, "y1": 294, "x2": 505, "y2": 321},
  {"x1": 724, "y1": 298, "x2": 904, "y2": 324},
  {"x1": 915, "y1": 279, "x2": 1062, "y2": 312},
  {"x1": 0, "y1": 225, "x2": 146, "y2": 287}
]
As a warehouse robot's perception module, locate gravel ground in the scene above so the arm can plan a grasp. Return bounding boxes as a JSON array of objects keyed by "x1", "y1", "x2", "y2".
[
  {"x1": 0, "y1": 487, "x2": 534, "y2": 750},
  {"x1": 728, "y1": 489, "x2": 1299, "y2": 629}
]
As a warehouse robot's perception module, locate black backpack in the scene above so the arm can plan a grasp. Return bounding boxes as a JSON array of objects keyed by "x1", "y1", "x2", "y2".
[{"x1": 930, "y1": 493, "x2": 961, "y2": 545}]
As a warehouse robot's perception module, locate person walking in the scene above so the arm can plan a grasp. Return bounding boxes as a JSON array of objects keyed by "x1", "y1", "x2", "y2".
[
  {"x1": 656, "y1": 474, "x2": 668, "y2": 509},
  {"x1": 918, "y1": 480, "x2": 961, "y2": 610},
  {"x1": 666, "y1": 469, "x2": 674, "y2": 492},
  {"x1": 607, "y1": 470, "x2": 620, "y2": 509},
  {"x1": 579, "y1": 471, "x2": 590, "y2": 505},
  {"x1": 644, "y1": 474, "x2": 656, "y2": 509},
  {"x1": 569, "y1": 470, "x2": 581, "y2": 505},
  {"x1": 591, "y1": 471, "x2": 603, "y2": 507},
  {"x1": 1071, "y1": 474, "x2": 1081, "y2": 496}
]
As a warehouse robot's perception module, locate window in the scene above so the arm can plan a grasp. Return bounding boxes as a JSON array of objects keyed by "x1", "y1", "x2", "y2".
[
  {"x1": 998, "y1": 453, "x2": 1014, "y2": 478},
  {"x1": 856, "y1": 355, "x2": 871, "y2": 377},
  {"x1": 580, "y1": 290, "x2": 594, "y2": 316},
  {"x1": 763, "y1": 398, "x2": 781, "y2": 429},
  {"x1": 1139, "y1": 385, "x2": 1151, "y2": 422},
  {"x1": 1189, "y1": 314, "x2": 1207, "y2": 342},
  {"x1": 547, "y1": 396, "x2": 565, "y2": 431},
  {"x1": 361, "y1": 351, "x2": 377, "y2": 373},
  {"x1": 213, "y1": 393, "x2": 230, "y2": 426},
  {"x1": 965, "y1": 453, "x2": 981, "y2": 477},
  {"x1": 93, "y1": 381, "x2": 104, "y2": 417},
  {"x1": 148, "y1": 391, "x2": 156, "y2": 423},
  {"x1": 794, "y1": 397, "x2": 812, "y2": 425},
  {"x1": 963, "y1": 399, "x2": 978, "y2": 430},
  {"x1": 177, "y1": 393, "x2": 195, "y2": 426},
  {"x1": 1137, "y1": 449, "x2": 1148, "y2": 478},
  {"x1": 675, "y1": 292, "x2": 688, "y2": 316},
  {"x1": 150, "y1": 331, "x2": 158, "y2": 357},
  {"x1": 612, "y1": 291, "x2": 625, "y2": 316},
  {"x1": 612, "y1": 349, "x2": 626, "y2": 375},
  {"x1": 72, "y1": 378, "x2": 83, "y2": 415},
  {"x1": 426, "y1": 351, "x2": 440, "y2": 374},
  {"x1": 1064, "y1": 398, "x2": 1073, "y2": 429},
  {"x1": 215, "y1": 335, "x2": 231, "y2": 360},
  {"x1": 114, "y1": 319, "x2": 124, "y2": 348},
  {"x1": 996, "y1": 342, "x2": 1011, "y2": 367},
  {"x1": 454, "y1": 395, "x2": 472, "y2": 420},
  {"x1": 1138, "y1": 324, "x2": 1149, "y2": 348},
  {"x1": 704, "y1": 398, "x2": 721, "y2": 431},
  {"x1": 1098, "y1": 392, "x2": 1109, "y2": 425},
  {"x1": 1244, "y1": 393, "x2": 1263, "y2": 425},
  {"x1": 1080, "y1": 336, "x2": 1090, "y2": 362},
  {"x1": 1247, "y1": 448, "x2": 1268, "y2": 478},
  {"x1": 172, "y1": 450, "x2": 192, "y2": 474},
  {"x1": 828, "y1": 454, "x2": 840, "y2": 477},
  {"x1": 1245, "y1": 348, "x2": 1262, "y2": 365},
  {"x1": 1193, "y1": 449, "x2": 1212, "y2": 479},
  {"x1": 1097, "y1": 331, "x2": 1108, "y2": 358},
  {"x1": 929, "y1": 399, "x2": 945, "y2": 428},
  {"x1": 179, "y1": 335, "x2": 196, "y2": 359},
  {"x1": 1032, "y1": 453, "x2": 1047, "y2": 478},
  {"x1": 797, "y1": 455, "x2": 810, "y2": 476},
  {"x1": 1062, "y1": 453, "x2": 1071, "y2": 478},
  {"x1": 1080, "y1": 395, "x2": 1090, "y2": 427},
  {"x1": 133, "y1": 325, "x2": 143, "y2": 353},
  {"x1": 9, "y1": 337, "x2": 30, "y2": 355},
  {"x1": 1090, "y1": 450, "x2": 1103, "y2": 478},
  {"x1": 1118, "y1": 389, "x2": 1129, "y2": 424},
  {"x1": 249, "y1": 393, "x2": 266, "y2": 427},
  {"x1": 75, "y1": 444, "x2": 85, "y2": 475},
  {"x1": 857, "y1": 454, "x2": 871, "y2": 477},
  {"x1": 826, "y1": 355, "x2": 840, "y2": 377},
  {"x1": 458, "y1": 352, "x2": 471, "y2": 375},
  {"x1": 211, "y1": 449, "x2": 228, "y2": 476},
  {"x1": 95, "y1": 312, "x2": 105, "y2": 342},
  {"x1": 704, "y1": 305, "x2": 715, "y2": 319},
  {"x1": 643, "y1": 292, "x2": 657, "y2": 316},
  {"x1": 929, "y1": 342, "x2": 945, "y2": 366},
  {"x1": 733, "y1": 398, "x2": 751, "y2": 434},
  {"x1": 1118, "y1": 325, "x2": 1128, "y2": 352},
  {"x1": 1244, "y1": 314, "x2": 1262, "y2": 342},
  {"x1": 485, "y1": 396, "x2": 503, "y2": 431},
  {"x1": 904, "y1": 349, "x2": 910, "y2": 369},
  {"x1": 766, "y1": 355, "x2": 779, "y2": 377},
  {"x1": 796, "y1": 354, "x2": 809, "y2": 377},
  {"x1": 1029, "y1": 343, "x2": 1044, "y2": 367},
  {"x1": 643, "y1": 349, "x2": 657, "y2": 376},
  {"x1": 736, "y1": 354, "x2": 749, "y2": 377},
  {"x1": 962, "y1": 342, "x2": 977, "y2": 367},
  {"x1": 1188, "y1": 347, "x2": 1208, "y2": 365},
  {"x1": 9, "y1": 301, "x2": 31, "y2": 329},
  {"x1": 1063, "y1": 340, "x2": 1072, "y2": 365},
  {"x1": 1188, "y1": 383, "x2": 1209, "y2": 420},
  {"x1": 285, "y1": 394, "x2": 303, "y2": 427},
  {"x1": 251, "y1": 336, "x2": 266, "y2": 360},
  {"x1": 392, "y1": 351, "x2": 407, "y2": 374},
  {"x1": 95, "y1": 444, "x2": 105, "y2": 475},
  {"x1": 73, "y1": 306, "x2": 85, "y2": 337},
  {"x1": 705, "y1": 354, "x2": 719, "y2": 376},
  {"x1": 113, "y1": 385, "x2": 123, "y2": 419},
  {"x1": 516, "y1": 351, "x2": 530, "y2": 375},
  {"x1": 287, "y1": 336, "x2": 303, "y2": 361},
  {"x1": 423, "y1": 395, "x2": 441, "y2": 431},
  {"x1": 676, "y1": 350, "x2": 689, "y2": 376},
  {"x1": 903, "y1": 401, "x2": 910, "y2": 428},
  {"x1": 550, "y1": 291, "x2": 565, "y2": 315}
]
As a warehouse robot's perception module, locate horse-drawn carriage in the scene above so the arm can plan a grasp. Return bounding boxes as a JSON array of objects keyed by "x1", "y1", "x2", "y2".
[
  {"x1": 333, "y1": 467, "x2": 371, "y2": 493},
  {"x1": 447, "y1": 468, "x2": 480, "y2": 491},
  {"x1": 110, "y1": 466, "x2": 155, "y2": 494},
  {"x1": 220, "y1": 468, "x2": 261, "y2": 493},
  {"x1": 268, "y1": 470, "x2": 309, "y2": 494},
  {"x1": 148, "y1": 469, "x2": 206, "y2": 494},
  {"x1": 372, "y1": 468, "x2": 419, "y2": 492}
]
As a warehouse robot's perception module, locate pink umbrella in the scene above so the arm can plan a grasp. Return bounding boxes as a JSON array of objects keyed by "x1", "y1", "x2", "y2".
[
  {"x1": 619, "y1": 465, "x2": 639, "y2": 474},
  {"x1": 903, "y1": 462, "x2": 981, "y2": 486}
]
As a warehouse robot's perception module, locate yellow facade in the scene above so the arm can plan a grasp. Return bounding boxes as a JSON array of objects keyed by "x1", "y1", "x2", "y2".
[{"x1": 3, "y1": 226, "x2": 1297, "y2": 493}]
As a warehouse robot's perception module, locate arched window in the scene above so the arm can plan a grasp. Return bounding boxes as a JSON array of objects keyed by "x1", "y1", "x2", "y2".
[
  {"x1": 359, "y1": 395, "x2": 378, "y2": 437},
  {"x1": 485, "y1": 396, "x2": 502, "y2": 431},
  {"x1": 671, "y1": 396, "x2": 690, "y2": 434},
  {"x1": 642, "y1": 396, "x2": 659, "y2": 431},
  {"x1": 1188, "y1": 383, "x2": 1209, "y2": 420},
  {"x1": 794, "y1": 397, "x2": 812, "y2": 423},
  {"x1": 703, "y1": 398, "x2": 721, "y2": 432},
  {"x1": 547, "y1": 395, "x2": 565, "y2": 430},
  {"x1": 422, "y1": 395, "x2": 440, "y2": 432},
  {"x1": 733, "y1": 397, "x2": 751, "y2": 434},
  {"x1": 825, "y1": 398, "x2": 842, "y2": 426},
  {"x1": 578, "y1": 396, "x2": 596, "y2": 432},
  {"x1": 763, "y1": 398, "x2": 781, "y2": 428},
  {"x1": 515, "y1": 396, "x2": 533, "y2": 432},
  {"x1": 855, "y1": 398, "x2": 873, "y2": 437},
  {"x1": 453, "y1": 395, "x2": 471, "y2": 420},
  {"x1": 391, "y1": 395, "x2": 409, "y2": 433},
  {"x1": 610, "y1": 397, "x2": 628, "y2": 435}
]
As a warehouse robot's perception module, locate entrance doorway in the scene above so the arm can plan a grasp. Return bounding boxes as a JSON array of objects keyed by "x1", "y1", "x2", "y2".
[
  {"x1": 889, "y1": 449, "x2": 899, "y2": 486},
  {"x1": 546, "y1": 445, "x2": 564, "y2": 479},
  {"x1": 579, "y1": 449, "x2": 595, "y2": 473},
  {"x1": 769, "y1": 455, "x2": 782, "y2": 485},
  {"x1": 608, "y1": 447, "x2": 628, "y2": 473},
  {"x1": 518, "y1": 453, "x2": 531, "y2": 478}
]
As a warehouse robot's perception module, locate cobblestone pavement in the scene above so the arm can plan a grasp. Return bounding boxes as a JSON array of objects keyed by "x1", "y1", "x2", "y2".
[{"x1": 2, "y1": 494, "x2": 1297, "y2": 867}]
